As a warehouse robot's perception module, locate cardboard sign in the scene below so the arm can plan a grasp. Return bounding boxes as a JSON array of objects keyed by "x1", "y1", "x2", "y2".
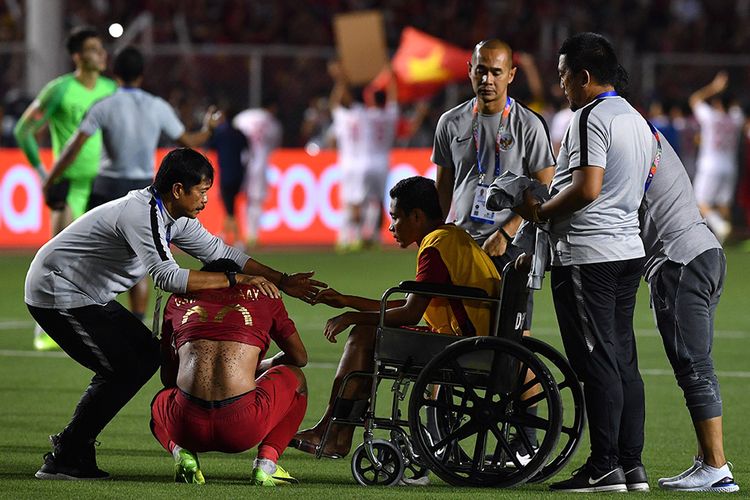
[{"x1": 333, "y1": 10, "x2": 388, "y2": 85}]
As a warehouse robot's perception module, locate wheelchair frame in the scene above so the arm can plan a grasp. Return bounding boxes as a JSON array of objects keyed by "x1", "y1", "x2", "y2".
[{"x1": 316, "y1": 263, "x2": 586, "y2": 487}]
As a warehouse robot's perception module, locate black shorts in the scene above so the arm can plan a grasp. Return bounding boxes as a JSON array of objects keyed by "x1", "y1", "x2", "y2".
[
  {"x1": 87, "y1": 176, "x2": 152, "y2": 210},
  {"x1": 220, "y1": 182, "x2": 241, "y2": 216},
  {"x1": 45, "y1": 179, "x2": 70, "y2": 211}
]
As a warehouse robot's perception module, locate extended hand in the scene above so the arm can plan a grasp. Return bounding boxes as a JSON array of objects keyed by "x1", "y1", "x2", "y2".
[
  {"x1": 203, "y1": 105, "x2": 223, "y2": 131},
  {"x1": 323, "y1": 312, "x2": 353, "y2": 343},
  {"x1": 281, "y1": 271, "x2": 328, "y2": 303},
  {"x1": 312, "y1": 288, "x2": 347, "y2": 308},
  {"x1": 711, "y1": 71, "x2": 729, "y2": 93}
]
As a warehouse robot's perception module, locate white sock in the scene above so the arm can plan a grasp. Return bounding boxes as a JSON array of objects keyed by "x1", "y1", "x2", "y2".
[
  {"x1": 172, "y1": 445, "x2": 183, "y2": 462},
  {"x1": 254, "y1": 457, "x2": 277, "y2": 475}
]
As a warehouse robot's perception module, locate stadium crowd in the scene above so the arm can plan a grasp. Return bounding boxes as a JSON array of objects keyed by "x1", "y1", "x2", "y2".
[{"x1": 3, "y1": 1, "x2": 750, "y2": 234}]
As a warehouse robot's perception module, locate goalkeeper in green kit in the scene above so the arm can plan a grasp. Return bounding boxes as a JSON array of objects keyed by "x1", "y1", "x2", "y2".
[{"x1": 14, "y1": 26, "x2": 116, "y2": 350}]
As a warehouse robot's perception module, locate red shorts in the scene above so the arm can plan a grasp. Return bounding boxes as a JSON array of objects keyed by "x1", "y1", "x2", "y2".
[{"x1": 150, "y1": 365, "x2": 300, "y2": 453}]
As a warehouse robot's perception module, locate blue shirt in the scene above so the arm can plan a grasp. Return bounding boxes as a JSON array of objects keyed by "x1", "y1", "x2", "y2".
[{"x1": 209, "y1": 122, "x2": 248, "y2": 186}]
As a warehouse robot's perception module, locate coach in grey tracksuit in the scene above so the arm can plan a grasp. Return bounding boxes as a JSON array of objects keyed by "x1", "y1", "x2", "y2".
[
  {"x1": 640, "y1": 133, "x2": 733, "y2": 484},
  {"x1": 515, "y1": 33, "x2": 650, "y2": 492},
  {"x1": 25, "y1": 148, "x2": 324, "y2": 480}
]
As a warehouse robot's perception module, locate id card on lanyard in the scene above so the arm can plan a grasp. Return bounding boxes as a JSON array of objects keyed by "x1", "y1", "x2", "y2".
[{"x1": 470, "y1": 97, "x2": 512, "y2": 225}]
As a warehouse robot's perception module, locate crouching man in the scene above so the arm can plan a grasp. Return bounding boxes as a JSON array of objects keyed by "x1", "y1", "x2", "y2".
[{"x1": 150, "y1": 259, "x2": 308, "y2": 486}]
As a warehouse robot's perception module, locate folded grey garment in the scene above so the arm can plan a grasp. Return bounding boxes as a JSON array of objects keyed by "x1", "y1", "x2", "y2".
[{"x1": 486, "y1": 171, "x2": 551, "y2": 211}]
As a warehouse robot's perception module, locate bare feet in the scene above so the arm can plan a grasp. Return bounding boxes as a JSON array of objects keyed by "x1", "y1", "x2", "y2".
[{"x1": 291, "y1": 427, "x2": 352, "y2": 459}]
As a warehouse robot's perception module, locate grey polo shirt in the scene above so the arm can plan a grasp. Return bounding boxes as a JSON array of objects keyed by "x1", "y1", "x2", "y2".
[
  {"x1": 432, "y1": 98, "x2": 555, "y2": 245},
  {"x1": 79, "y1": 88, "x2": 185, "y2": 180},
  {"x1": 549, "y1": 96, "x2": 652, "y2": 266},
  {"x1": 640, "y1": 134, "x2": 721, "y2": 280},
  {"x1": 25, "y1": 188, "x2": 249, "y2": 309}
]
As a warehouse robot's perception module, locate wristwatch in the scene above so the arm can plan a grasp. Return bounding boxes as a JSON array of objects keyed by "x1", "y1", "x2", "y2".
[{"x1": 225, "y1": 271, "x2": 237, "y2": 287}]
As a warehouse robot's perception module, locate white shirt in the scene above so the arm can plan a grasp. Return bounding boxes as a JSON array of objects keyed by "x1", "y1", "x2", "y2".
[
  {"x1": 693, "y1": 101, "x2": 744, "y2": 171},
  {"x1": 362, "y1": 102, "x2": 399, "y2": 169},
  {"x1": 233, "y1": 109, "x2": 282, "y2": 173}
]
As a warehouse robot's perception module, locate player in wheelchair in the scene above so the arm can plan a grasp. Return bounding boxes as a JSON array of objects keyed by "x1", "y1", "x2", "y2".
[
  {"x1": 290, "y1": 175, "x2": 501, "y2": 459},
  {"x1": 291, "y1": 176, "x2": 586, "y2": 488}
]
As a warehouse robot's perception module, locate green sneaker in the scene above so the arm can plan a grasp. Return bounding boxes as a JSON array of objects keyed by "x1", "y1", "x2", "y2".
[
  {"x1": 33, "y1": 330, "x2": 61, "y2": 351},
  {"x1": 250, "y1": 464, "x2": 298, "y2": 486},
  {"x1": 174, "y1": 449, "x2": 205, "y2": 484}
]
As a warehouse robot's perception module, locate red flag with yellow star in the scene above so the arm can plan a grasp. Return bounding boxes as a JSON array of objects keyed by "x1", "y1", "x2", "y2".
[{"x1": 367, "y1": 27, "x2": 472, "y2": 103}]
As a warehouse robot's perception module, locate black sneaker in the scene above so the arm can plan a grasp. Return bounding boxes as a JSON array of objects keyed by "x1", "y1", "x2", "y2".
[
  {"x1": 35, "y1": 452, "x2": 110, "y2": 480},
  {"x1": 624, "y1": 464, "x2": 650, "y2": 491},
  {"x1": 35, "y1": 434, "x2": 110, "y2": 480},
  {"x1": 549, "y1": 463, "x2": 627, "y2": 492}
]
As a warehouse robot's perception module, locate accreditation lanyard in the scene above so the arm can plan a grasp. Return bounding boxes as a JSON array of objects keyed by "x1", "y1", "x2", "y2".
[
  {"x1": 471, "y1": 97, "x2": 512, "y2": 184},
  {"x1": 150, "y1": 188, "x2": 172, "y2": 338},
  {"x1": 644, "y1": 121, "x2": 661, "y2": 193}
]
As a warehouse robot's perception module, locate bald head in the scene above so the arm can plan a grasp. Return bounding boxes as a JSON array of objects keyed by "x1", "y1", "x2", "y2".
[
  {"x1": 472, "y1": 39, "x2": 513, "y2": 67},
  {"x1": 468, "y1": 39, "x2": 517, "y2": 113}
]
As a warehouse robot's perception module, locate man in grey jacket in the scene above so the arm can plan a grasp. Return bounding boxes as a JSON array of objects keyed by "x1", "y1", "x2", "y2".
[{"x1": 26, "y1": 147, "x2": 325, "y2": 480}]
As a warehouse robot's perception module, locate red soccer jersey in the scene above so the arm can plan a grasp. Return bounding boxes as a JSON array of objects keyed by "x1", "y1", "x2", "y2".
[{"x1": 161, "y1": 286, "x2": 297, "y2": 361}]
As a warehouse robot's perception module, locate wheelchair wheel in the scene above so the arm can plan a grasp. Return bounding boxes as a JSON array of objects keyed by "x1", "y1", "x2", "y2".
[
  {"x1": 351, "y1": 439, "x2": 405, "y2": 486},
  {"x1": 521, "y1": 337, "x2": 586, "y2": 484},
  {"x1": 408, "y1": 336, "x2": 562, "y2": 488}
]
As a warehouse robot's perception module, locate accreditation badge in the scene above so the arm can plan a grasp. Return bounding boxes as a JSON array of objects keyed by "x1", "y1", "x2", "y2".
[{"x1": 470, "y1": 183, "x2": 497, "y2": 224}]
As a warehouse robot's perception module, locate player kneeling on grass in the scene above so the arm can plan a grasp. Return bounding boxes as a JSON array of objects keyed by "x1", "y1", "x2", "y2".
[
  {"x1": 150, "y1": 259, "x2": 308, "y2": 486},
  {"x1": 291, "y1": 176, "x2": 500, "y2": 460}
]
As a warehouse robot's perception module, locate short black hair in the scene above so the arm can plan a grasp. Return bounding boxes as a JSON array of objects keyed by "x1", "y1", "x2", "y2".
[
  {"x1": 559, "y1": 32, "x2": 629, "y2": 96},
  {"x1": 200, "y1": 259, "x2": 241, "y2": 273},
  {"x1": 389, "y1": 176, "x2": 443, "y2": 220},
  {"x1": 66, "y1": 26, "x2": 99, "y2": 55},
  {"x1": 152, "y1": 148, "x2": 214, "y2": 195},
  {"x1": 113, "y1": 46, "x2": 144, "y2": 83}
]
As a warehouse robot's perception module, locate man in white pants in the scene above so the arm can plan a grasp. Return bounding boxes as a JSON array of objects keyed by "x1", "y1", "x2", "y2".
[
  {"x1": 689, "y1": 71, "x2": 744, "y2": 243},
  {"x1": 234, "y1": 101, "x2": 282, "y2": 250}
]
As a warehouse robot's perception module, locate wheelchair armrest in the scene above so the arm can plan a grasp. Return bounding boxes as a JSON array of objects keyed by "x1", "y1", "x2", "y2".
[{"x1": 396, "y1": 280, "x2": 490, "y2": 299}]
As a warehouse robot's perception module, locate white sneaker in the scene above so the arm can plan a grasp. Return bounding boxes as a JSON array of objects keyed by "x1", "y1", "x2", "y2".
[
  {"x1": 661, "y1": 462, "x2": 739, "y2": 492},
  {"x1": 399, "y1": 474, "x2": 430, "y2": 486},
  {"x1": 658, "y1": 457, "x2": 702, "y2": 487}
]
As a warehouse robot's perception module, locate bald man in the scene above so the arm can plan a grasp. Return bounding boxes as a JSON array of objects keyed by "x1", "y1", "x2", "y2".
[{"x1": 432, "y1": 39, "x2": 555, "y2": 462}]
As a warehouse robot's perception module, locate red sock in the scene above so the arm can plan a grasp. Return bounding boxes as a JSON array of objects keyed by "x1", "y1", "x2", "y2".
[
  {"x1": 258, "y1": 391, "x2": 308, "y2": 461},
  {"x1": 258, "y1": 444, "x2": 279, "y2": 463}
]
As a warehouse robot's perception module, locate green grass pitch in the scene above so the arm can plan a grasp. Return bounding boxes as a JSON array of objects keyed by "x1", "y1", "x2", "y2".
[{"x1": 0, "y1": 248, "x2": 746, "y2": 498}]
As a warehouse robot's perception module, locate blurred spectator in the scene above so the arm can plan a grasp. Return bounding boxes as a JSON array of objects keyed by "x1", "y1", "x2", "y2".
[
  {"x1": 689, "y1": 71, "x2": 745, "y2": 243},
  {"x1": 233, "y1": 100, "x2": 282, "y2": 250}
]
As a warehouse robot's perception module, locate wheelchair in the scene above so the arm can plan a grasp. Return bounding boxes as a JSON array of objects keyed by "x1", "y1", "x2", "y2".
[{"x1": 315, "y1": 263, "x2": 586, "y2": 488}]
